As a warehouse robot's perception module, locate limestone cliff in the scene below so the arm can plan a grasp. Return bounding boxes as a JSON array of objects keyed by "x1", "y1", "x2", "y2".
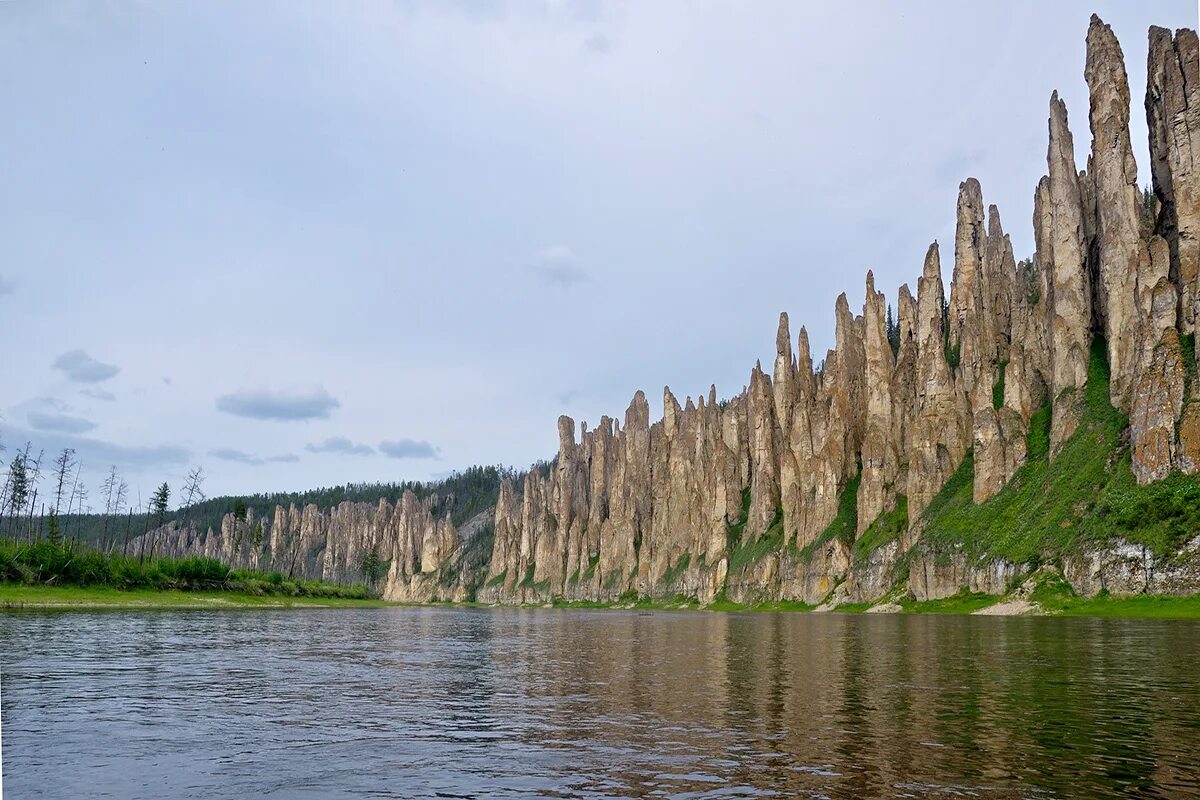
[
  {"x1": 131, "y1": 491, "x2": 471, "y2": 602},
  {"x1": 142, "y1": 16, "x2": 1200, "y2": 607},
  {"x1": 478, "y1": 15, "x2": 1200, "y2": 606}
]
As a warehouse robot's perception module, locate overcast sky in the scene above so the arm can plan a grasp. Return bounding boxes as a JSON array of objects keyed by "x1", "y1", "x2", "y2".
[{"x1": 2, "y1": 1, "x2": 1194, "y2": 505}]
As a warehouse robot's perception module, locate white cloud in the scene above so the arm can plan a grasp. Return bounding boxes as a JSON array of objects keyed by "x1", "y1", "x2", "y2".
[
  {"x1": 216, "y1": 387, "x2": 340, "y2": 421},
  {"x1": 28, "y1": 410, "x2": 96, "y2": 434},
  {"x1": 53, "y1": 350, "x2": 120, "y2": 383},
  {"x1": 379, "y1": 438, "x2": 439, "y2": 459},
  {"x1": 81, "y1": 388, "x2": 116, "y2": 402},
  {"x1": 305, "y1": 436, "x2": 374, "y2": 456}
]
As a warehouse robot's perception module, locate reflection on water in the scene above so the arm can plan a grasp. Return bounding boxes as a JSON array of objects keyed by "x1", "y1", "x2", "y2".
[{"x1": 2, "y1": 608, "x2": 1199, "y2": 799}]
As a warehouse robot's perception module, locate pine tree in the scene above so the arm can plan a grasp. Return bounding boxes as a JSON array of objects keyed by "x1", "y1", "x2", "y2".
[
  {"x1": 148, "y1": 482, "x2": 171, "y2": 556},
  {"x1": 886, "y1": 303, "x2": 901, "y2": 357},
  {"x1": 6, "y1": 453, "x2": 28, "y2": 533}
]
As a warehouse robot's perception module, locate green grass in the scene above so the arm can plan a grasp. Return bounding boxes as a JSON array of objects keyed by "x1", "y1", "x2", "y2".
[
  {"x1": 798, "y1": 469, "x2": 861, "y2": 560},
  {"x1": 853, "y1": 495, "x2": 908, "y2": 563},
  {"x1": 1181, "y1": 333, "x2": 1196, "y2": 399},
  {"x1": 0, "y1": 538, "x2": 372, "y2": 600},
  {"x1": 580, "y1": 554, "x2": 600, "y2": 582},
  {"x1": 0, "y1": 583, "x2": 388, "y2": 609},
  {"x1": 918, "y1": 339, "x2": 1200, "y2": 564},
  {"x1": 704, "y1": 595, "x2": 815, "y2": 612},
  {"x1": 1048, "y1": 594, "x2": 1200, "y2": 618},
  {"x1": 535, "y1": 585, "x2": 1200, "y2": 618},
  {"x1": 661, "y1": 553, "x2": 691, "y2": 585},
  {"x1": 832, "y1": 602, "x2": 872, "y2": 613},
  {"x1": 602, "y1": 569, "x2": 623, "y2": 591},
  {"x1": 1024, "y1": 569, "x2": 1200, "y2": 617},
  {"x1": 900, "y1": 589, "x2": 999, "y2": 614},
  {"x1": 723, "y1": 487, "x2": 751, "y2": 554},
  {"x1": 485, "y1": 569, "x2": 508, "y2": 588},
  {"x1": 728, "y1": 508, "x2": 784, "y2": 574},
  {"x1": 993, "y1": 360, "x2": 1008, "y2": 410}
]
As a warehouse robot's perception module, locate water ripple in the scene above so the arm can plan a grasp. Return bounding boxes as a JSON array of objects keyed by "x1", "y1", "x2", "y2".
[{"x1": 2, "y1": 608, "x2": 1199, "y2": 798}]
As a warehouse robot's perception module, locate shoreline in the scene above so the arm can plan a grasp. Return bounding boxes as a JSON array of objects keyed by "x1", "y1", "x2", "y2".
[
  {"x1": 5, "y1": 584, "x2": 1199, "y2": 618},
  {"x1": 0, "y1": 584, "x2": 390, "y2": 610}
]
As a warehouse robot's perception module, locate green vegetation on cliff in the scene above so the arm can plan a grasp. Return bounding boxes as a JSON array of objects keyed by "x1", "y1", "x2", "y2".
[
  {"x1": 918, "y1": 340, "x2": 1200, "y2": 564},
  {"x1": 798, "y1": 470, "x2": 861, "y2": 561}
]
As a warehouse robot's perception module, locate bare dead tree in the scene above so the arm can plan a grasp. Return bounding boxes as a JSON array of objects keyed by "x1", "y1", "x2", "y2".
[
  {"x1": 179, "y1": 466, "x2": 206, "y2": 545},
  {"x1": 113, "y1": 478, "x2": 129, "y2": 553},
  {"x1": 25, "y1": 448, "x2": 44, "y2": 539},
  {"x1": 26, "y1": 490, "x2": 39, "y2": 541},
  {"x1": 67, "y1": 473, "x2": 87, "y2": 543},
  {"x1": 100, "y1": 465, "x2": 119, "y2": 547},
  {"x1": 62, "y1": 456, "x2": 84, "y2": 539},
  {"x1": 122, "y1": 506, "x2": 133, "y2": 557},
  {"x1": 50, "y1": 448, "x2": 76, "y2": 515},
  {"x1": 136, "y1": 487, "x2": 147, "y2": 560}
]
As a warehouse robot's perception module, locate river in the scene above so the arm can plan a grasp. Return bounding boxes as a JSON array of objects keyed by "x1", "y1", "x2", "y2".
[{"x1": 2, "y1": 607, "x2": 1199, "y2": 798}]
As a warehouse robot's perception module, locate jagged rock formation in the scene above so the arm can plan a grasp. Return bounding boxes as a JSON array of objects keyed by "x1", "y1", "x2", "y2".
[
  {"x1": 1042, "y1": 93, "x2": 1090, "y2": 454},
  {"x1": 1086, "y1": 15, "x2": 1147, "y2": 412},
  {"x1": 478, "y1": 15, "x2": 1200, "y2": 607},
  {"x1": 132, "y1": 491, "x2": 472, "y2": 602},
  {"x1": 1147, "y1": 26, "x2": 1200, "y2": 335},
  {"x1": 142, "y1": 16, "x2": 1200, "y2": 607}
]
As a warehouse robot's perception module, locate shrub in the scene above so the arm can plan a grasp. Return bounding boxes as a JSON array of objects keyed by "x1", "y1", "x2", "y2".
[{"x1": 0, "y1": 537, "x2": 373, "y2": 598}]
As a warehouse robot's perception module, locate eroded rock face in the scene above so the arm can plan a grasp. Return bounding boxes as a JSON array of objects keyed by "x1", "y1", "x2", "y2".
[
  {"x1": 909, "y1": 243, "x2": 969, "y2": 521},
  {"x1": 132, "y1": 492, "x2": 467, "y2": 602},
  {"x1": 1043, "y1": 94, "x2": 1092, "y2": 454},
  {"x1": 857, "y1": 272, "x2": 899, "y2": 533},
  {"x1": 1086, "y1": 14, "x2": 1146, "y2": 411},
  {"x1": 473, "y1": 15, "x2": 1200, "y2": 608},
  {"x1": 1176, "y1": 404, "x2": 1200, "y2": 474},
  {"x1": 1147, "y1": 26, "x2": 1200, "y2": 335},
  {"x1": 141, "y1": 16, "x2": 1200, "y2": 608},
  {"x1": 1131, "y1": 328, "x2": 1185, "y2": 484},
  {"x1": 948, "y1": 179, "x2": 989, "y2": 392},
  {"x1": 973, "y1": 406, "x2": 1026, "y2": 503}
]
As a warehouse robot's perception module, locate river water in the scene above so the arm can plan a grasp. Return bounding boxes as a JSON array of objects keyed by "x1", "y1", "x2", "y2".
[{"x1": 2, "y1": 607, "x2": 1199, "y2": 799}]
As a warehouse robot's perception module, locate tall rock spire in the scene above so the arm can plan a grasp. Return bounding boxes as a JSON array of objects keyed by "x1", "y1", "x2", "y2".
[
  {"x1": 909, "y1": 243, "x2": 969, "y2": 521},
  {"x1": 857, "y1": 271, "x2": 899, "y2": 532},
  {"x1": 948, "y1": 178, "x2": 989, "y2": 392},
  {"x1": 1042, "y1": 92, "x2": 1092, "y2": 453},
  {"x1": 1085, "y1": 14, "x2": 1145, "y2": 411}
]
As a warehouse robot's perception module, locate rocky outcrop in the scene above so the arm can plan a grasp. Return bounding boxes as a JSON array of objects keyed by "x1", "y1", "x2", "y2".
[
  {"x1": 908, "y1": 243, "x2": 966, "y2": 521},
  {"x1": 857, "y1": 273, "x2": 899, "y2": 532},
  {"x1": 1147, "y1": 26, "x2": 1200, "y2": 336},
  {"x1": 1086, "y1": 14, "x2": 1148, "y2": 411},
  {"x1": 131, "y1": 491, "x2": 468, "y2": 602},
  {"x1": 1130, "y1": 327, "x2": 1185, "y2": 483},
  {"x1": 1043, "y1": 93, "x2": 1091, "y2": 453},
  {"x1": 138, "y1": 16, "x2": 1200, "y2": 608},
  {"x1": 474, "y1": 15, "x2": 1200, "y2": 608}
]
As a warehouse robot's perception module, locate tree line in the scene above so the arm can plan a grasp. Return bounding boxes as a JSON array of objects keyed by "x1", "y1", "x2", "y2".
[{"x1": 1, "y1": 440, "x2": 525, "y2": 559}]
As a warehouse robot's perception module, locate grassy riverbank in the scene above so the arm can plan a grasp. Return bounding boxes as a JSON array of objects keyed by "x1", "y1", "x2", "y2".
[
  {"x1": 0, "y1": 583, "x2": 390, "y2": 609},
  {"x1": 536, "y1": 590, "x2": 1200, "y2": 618},
  {"x1": 0, "y1": 538, "x2": 383, "y2": 609}
]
